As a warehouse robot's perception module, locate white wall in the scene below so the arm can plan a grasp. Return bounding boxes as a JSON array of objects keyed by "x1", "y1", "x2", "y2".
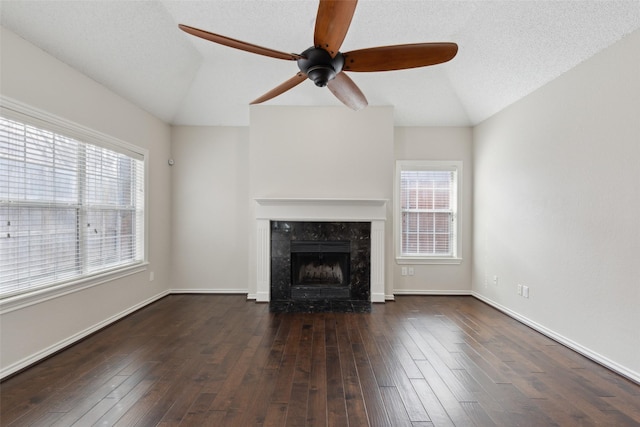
[
  {"x1": 170, "y1": 106, "x2": 398, "y2": 298},
  {"x1": 394, "y1": 127, "x2": 473, "y2": 294},
  {"x1": 169, "y1": 108, "x2": 475, "y2": 301},
  {"x1": 473, "y1": 29, "x2": 640, "y2": 382},
  {"x1": 248, "y1": 106, "x2": 395, "y2": 298},
  {"x1": 170, "y1": 126, "x2": 249, "y2": 292},
  {"x1": 0, "y1": 27, "x2": 172, "y2": 378},
  {"x1": 249, "y1": 106, "x2": 394, "y2": 199}
]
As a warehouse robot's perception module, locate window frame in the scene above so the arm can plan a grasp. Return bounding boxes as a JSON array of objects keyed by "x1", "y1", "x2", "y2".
[
  {"x1": 394, "y1": 160, "x2": 462, "y2": 265},
  {"x1": 0, "y1": 96, "x2": 148, "y2": 309}
]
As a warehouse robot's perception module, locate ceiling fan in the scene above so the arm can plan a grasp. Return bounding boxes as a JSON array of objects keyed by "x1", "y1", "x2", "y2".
[{"x1": 179, "y1": 0, "x2": 458, "y2": 111}]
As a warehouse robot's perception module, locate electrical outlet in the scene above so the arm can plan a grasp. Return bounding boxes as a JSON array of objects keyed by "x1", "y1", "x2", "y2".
[
  {"x1": 517, "y1": 284, "x2": 522, "y2": 295},
  {"x1": 149, "y1": 271, "x2": 155, "y2": 282},
  {"x1": 401, "y1": 267, "x2": 407, "y2": 276},
  {"x1": 493, "y1": 275, "x2": 498, "y2": 286},
  {"x1": 408, "y1": 267, "x2": 414, "y2": 276},
  {"x1": 523, "y1": 285, "x2": 529, "y2": 298}
]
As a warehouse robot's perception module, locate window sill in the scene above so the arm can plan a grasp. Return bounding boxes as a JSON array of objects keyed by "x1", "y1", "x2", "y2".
[
  {"x1": 0, "y1": 262, "x2": 149, "y2": 314},
  {"x1": 396, "y1": 257, "x2": 462, "y2": 265}
]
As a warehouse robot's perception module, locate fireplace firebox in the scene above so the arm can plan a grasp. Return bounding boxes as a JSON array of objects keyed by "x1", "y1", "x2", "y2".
[{"x1": 290, "y1": 241, "x2": 350, "y2": 300}]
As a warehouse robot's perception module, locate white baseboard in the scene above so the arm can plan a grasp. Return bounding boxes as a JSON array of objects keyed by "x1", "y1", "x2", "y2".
[
  {"x1": 472, "y1": 292, "x2": 640, "y2": 385},
  {"x1": 0, "y1": 289, "x2": 170, "y2": 380},
  {"x1": 393, "y1": 289, "x2": 472, "y2": 296},
  {"x1": 255, "y1": 291, "x2": 269, "y2": 302},
  {"x1": 371, "y1": 292, "x2": 386, "y2": 303},
  {"x1": 170, "y1": 288, "x2": 248, "y2": 295}
]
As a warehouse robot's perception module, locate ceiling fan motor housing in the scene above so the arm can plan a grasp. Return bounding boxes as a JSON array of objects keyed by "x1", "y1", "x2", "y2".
[{"x1": 297, "y1": 47, "x2": 345, "y2": 87}]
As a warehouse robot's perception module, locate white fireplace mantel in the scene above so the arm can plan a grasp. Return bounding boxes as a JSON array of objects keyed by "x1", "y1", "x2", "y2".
[{"x1": 254, "y1": 198, "x2": 387, "y2": 303}]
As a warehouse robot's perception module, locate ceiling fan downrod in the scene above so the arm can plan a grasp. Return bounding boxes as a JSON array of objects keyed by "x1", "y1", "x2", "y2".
[{"x1": 297, "y1": 47, "x2": 345, "y2": 87}]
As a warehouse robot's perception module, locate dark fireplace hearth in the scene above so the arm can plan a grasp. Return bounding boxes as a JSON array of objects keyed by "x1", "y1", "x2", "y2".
[{"x1": 270, "y1": 221, "x2": 371, "y2": 313}]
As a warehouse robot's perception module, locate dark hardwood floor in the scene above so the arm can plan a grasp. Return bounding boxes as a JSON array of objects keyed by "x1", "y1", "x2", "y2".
[{"x1": 1, "y1": 295, "x2": 639, "y2": 426}]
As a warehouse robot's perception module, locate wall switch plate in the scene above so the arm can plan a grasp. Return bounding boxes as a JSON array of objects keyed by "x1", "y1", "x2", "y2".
[
  {"x1": 149, "y1": 271, "x2": 155, "y2": 282},
  {"x1": 517, "y1": 284, "x2": 522, "y2": 295},
  {"x1": 523, "y1": 285, "x2": 529, "y2": 298},
  {"x1": 401, "y1": 267, "x2": 407, "y2": 276},
  {"x1": 408, "y1": 267, "x2": 414, "y2": 276},
  {"x1": 493, "y1": 275, "x2": 498, "y2": 286}
]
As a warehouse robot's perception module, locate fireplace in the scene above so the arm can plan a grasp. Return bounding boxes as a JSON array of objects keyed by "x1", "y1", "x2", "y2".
[
  {"x1": 270, "y1": 221, "x2": 371, "y2": 312},
  {"x1": 254, "y1": 198, "x2": 387, "y2": 308},
  {"x1": 290, "y1": 240, "x2": 351, "y2": 300}
]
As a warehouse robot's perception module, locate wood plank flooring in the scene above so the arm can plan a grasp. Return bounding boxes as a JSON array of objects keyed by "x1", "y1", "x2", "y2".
[{"x1": 1, "y1": 295, "x2": 639, "y2": 426}]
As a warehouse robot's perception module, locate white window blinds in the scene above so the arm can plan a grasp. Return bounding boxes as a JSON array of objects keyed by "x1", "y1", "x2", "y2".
[
  {"x1": 0, "y1": 114, "x2": 145, "y2": 299},
  {"x1": 396, "y1": 160, "x2": 461, "y2": 260}
]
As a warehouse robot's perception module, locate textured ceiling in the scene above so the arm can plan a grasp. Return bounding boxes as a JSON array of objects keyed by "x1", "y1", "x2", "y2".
[{"x1": 1, "y1": 1, "x2": 639, "y2": 127}]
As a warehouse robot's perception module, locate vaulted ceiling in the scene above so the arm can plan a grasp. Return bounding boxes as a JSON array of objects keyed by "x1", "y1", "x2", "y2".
[{"x1": 2, "y1": 1, "x2": 639, "y2": 126}]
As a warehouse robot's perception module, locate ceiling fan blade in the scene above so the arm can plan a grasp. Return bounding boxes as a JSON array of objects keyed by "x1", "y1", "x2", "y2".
[
  {"x1": 327, "y1": 72, "x2": 368, "y2": 111},
  {"x1": 343, "y1": 43, "x2": 458, "y2": 72},
  {"x1": 179, "y1": 24, "x2": 302, "y2": 61},
  {"x1": 314, "y1": 0, "x2": 358, "y2": 57},
  {"x1": 250, "y1": 73, "x2": 308, "y2": 105}
]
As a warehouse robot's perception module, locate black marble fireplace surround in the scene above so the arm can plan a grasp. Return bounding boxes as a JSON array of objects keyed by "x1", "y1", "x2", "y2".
[{"x1": 270, "y1": 221, "x2": 371, "y2": 312}]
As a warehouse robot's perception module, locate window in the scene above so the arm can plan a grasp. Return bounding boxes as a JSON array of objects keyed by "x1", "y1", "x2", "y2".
[
  {"x1": 395, "y1": 160, "x2": 461, "y2": 264},
  {"x1": 0, "y1": 102, "x2": 145, "y2": 300}
]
